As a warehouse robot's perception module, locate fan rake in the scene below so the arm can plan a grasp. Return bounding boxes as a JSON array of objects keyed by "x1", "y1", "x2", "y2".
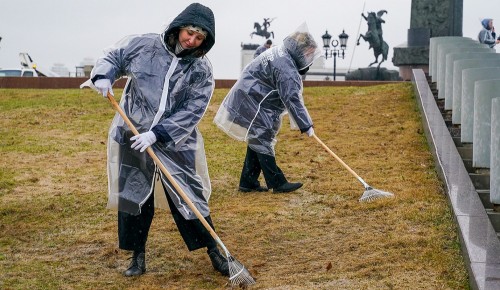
[
  {"x1": 106, "y1": 92, "x2": 255, "y2": 286},
  {"x1": 312, "y1": 134, "x2": 394, "y2": 202}
]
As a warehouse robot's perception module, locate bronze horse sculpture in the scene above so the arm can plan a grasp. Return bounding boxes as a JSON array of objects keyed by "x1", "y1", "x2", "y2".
[
  {"x1": 250, "y1": 18, "x2": 275, "y2": 39},
  {"x1": 357, "y1": 10, "x2": 388, "y2": 68}
]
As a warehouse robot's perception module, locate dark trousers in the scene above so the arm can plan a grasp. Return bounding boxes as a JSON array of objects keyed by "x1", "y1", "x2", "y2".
[
  {"x1": 118, "y1": 183, "x2": 217, "y2": 253},
  {"x1": 239, "y1": 146, "x2": 287, "y2": 189}
]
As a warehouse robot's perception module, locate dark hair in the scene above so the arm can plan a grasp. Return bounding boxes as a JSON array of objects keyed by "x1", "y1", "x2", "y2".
[
  {"x1": 164, "y1": 27, "x2": 207, "y2": 58},
  {"x1": 266, "y1": 39, "x2": 272, "y2": 45},
  {"x1": 163, "y1": 3, "x2": 216, "y2": 58}
]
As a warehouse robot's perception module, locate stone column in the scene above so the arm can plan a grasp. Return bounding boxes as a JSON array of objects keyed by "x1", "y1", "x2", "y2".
[
  {"x1": 461, "y1": 67, "x2": 500, "y2": 143},
  {"x1": 444, "y1": 51, "x2": 497, "y2": 110},
  {"x1": 436, "y1": 42, "x2": 487, "y2": 99},
  {"x1": 430, "y1": 37, "x2": 468, "y2": 80},
  {"x1": 473, "y1": 80, "x2": 500, "y2": 168},
  {"x1": 490, "y1": 98, "x2": 500, "y2": 204},
  {"x1": 393, "y1": 0, "x2": 463, "y2": 81},
  {"x1": 451, "y1": 57, "x2": 500, "y2": 124}
]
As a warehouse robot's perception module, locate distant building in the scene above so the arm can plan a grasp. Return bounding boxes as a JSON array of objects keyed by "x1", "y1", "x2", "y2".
[
  {"x1": 51, "y1": 63, "x2": 70, "y2": 77},
  {"x1": 307, "y1": 57, "x2": 351, "y2": 81},
  {"x1": 240, "y1": 43, "x2": 259, "y2": 73},
  {"x1": 80, "y1": 57, "x2": 95, "y2": 66},
  {"x1": 77, "y1": 57, "x2": 95, "y2": 77}
]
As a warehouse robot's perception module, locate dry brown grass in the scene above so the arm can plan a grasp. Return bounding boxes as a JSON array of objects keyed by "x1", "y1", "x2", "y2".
[{"x1": 0, "y1": 84, "x2": 468, "y2": 289}]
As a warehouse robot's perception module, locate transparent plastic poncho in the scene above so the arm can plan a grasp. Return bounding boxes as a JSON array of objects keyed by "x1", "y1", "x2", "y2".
[
  {"x1": 93, "y1": 33, "x2": 214, "y2": 219},
  {"x1": 214, "y1": 23, "x2": 321, "y2": 156}
]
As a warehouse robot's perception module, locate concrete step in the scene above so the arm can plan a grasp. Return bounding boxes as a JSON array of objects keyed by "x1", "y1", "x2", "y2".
[
  {"x1": 443, "y1": 110, "x2": 452, "y2": 118},
  {"x1": 470, "y1": 173, "x2": 490, "y2": 190},
  {"x1": 486, "y1": 209, "x2": 500, "y2": 233},
  {"x1": 436, "y1": 100, "x2": 445, "y2": 111},
  {"x1": 452, "y1": 137, "x2": 462, "y2": 147},
  {"x1": 477, "y1": 189, "x2": 493, "y2": 209},
  {"x1": 463, "y1": 159, "x2": 474, "y2": 173},
  {"x1": 457, "y1": 146, "x2": 473, "y2": 160},
  {"x1": 449, "y1": 126, "x2": 461, "y2": 138}
]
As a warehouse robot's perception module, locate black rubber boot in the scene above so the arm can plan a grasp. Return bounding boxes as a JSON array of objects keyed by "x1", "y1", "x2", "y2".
[
  {"x1": 208, "y1": 248, "x2": 229, "y2": 276},
  {"x1": 124, "y1": 252, "x2": 146, "y2": 277},
  {"x1": 273, "y1": 182, "x2": 303, "y2": 193},
  {"x1": 238, "y1": 185, "x2": 269, "y2": 192}
]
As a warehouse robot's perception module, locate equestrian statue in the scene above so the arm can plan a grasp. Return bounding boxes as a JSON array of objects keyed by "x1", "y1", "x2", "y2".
[
  {"x1": 250, "y1": 17, "x2": 275, "y2": 39},
  {"x1": 357, "y1": 10, "x2": 389, "y2": 68}
]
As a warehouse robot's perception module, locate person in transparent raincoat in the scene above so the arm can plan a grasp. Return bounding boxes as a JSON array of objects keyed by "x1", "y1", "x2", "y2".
[
  {"x1": 478, "y1": 18, "x2": 500, "y2": 48},
  {"x1": 254, "y1": 39, "x2": 273, "y2": 58},
  {"x1": 89, "y1": 3, "x2": 229, "y2": 277},
  {"x1": 214, "y1": 23, "x2": 321, "y2": 193}
]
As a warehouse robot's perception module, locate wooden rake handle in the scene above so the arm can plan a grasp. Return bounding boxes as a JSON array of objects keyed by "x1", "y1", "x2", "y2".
[
  {"x1": 106, "y1": 93, "x2": 220, "y2": 242},
  {"x1": 312, "y1": 133, "x2": 365, "y2": 184}
]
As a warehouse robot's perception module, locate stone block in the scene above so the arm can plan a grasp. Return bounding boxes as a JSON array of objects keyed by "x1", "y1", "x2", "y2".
[
  {"x1": 452, "y1": 57, "x2": 500, "y2": 125},
  {"x1": 461, "y1": 68, "x2": 500, "y2": 143},
  {"x1": 436, "y1": 42, "x2": 486, "y2": 95},
  {"x1": 491, "y1": 98, "x2": 500, "y2": 204},
  {"x1": 473, "y1": 80, "x2": 500, "y2": 168},
  {"x1": 429, "y1": 37, "x2": 472, "y2": 80},
  {"x1": 445, "y1": 52, "x2": 499, "y2": 110}
]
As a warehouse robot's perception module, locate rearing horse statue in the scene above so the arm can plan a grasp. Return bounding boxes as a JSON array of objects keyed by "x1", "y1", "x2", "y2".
[
  {"x1": 357, "y1": 10, "x2": 389, "y2": 68},
  {"x1": 250, "y1": 18, "x2": 275, "y2": 39}
]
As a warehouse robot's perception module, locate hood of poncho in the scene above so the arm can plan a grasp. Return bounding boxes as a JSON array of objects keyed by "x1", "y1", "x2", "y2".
[{"x1": 163, "y1": 3, "x2": 215, "y2": 57}]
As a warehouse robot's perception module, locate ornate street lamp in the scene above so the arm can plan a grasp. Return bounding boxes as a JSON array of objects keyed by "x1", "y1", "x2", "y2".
[{"x1": 321, "y1": 29, "x2": 349, "y2": 81}]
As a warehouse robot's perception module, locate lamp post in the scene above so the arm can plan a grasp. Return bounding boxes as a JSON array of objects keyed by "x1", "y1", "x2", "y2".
[{"x1": 321, "y1": 30, "x2": 349, "y2": 81}]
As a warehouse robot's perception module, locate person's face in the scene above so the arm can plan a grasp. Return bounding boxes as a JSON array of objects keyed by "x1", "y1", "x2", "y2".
[
  {"x1": 489, "y1": 20, "x2": 494, "y2": 29},
  {"x1": 178, "y1": 29, "x2": 205, "y2": 49},
  {"x1": 303, "y1": 46, "x2": 316, "y2": 61}
]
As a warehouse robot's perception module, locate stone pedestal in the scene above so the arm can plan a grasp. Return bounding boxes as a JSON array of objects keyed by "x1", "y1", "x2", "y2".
[
  {"x1": 240, "y1": 43, "x2": 259, "y2": 72},
  {"x1": 345, "y1": 67, "x2": 401, "y2": 81},
  {"x1": 392, "y1": 45, "x2": 429, "y2": 81},
  {"x1": 392, "y1": 0, "x2": 463, "y2": 81}
]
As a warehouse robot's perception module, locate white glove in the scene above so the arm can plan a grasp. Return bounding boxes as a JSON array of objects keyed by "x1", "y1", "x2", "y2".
[
  {"x1": 306, "y1": 127, "x2": 315, "y2": 137},
  {"x1": 94, "y1": 79, "x2": 113, "y2": 97},
  {"x1": 131, "y1": 131, "x2": 157, "y2": 152}
]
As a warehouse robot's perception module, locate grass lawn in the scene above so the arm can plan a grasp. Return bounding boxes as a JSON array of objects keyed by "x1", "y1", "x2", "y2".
[{"x1": 0, "y1": 84, "x2": 468, "y2": 289}]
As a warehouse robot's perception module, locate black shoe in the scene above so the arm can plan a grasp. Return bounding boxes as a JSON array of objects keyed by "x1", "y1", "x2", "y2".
[
  {"x1": 124, "y1": 252, "x2": 146, "y2": 277},
  {"x1": 208, "y1": 248, "x2": 229, "y2": 276},
  {"x1": 273, "y1": 182, "x2": 303, "y2": 193},
  {"x1": 238, "y1": 185, "x2": 268, "y2": 192}
]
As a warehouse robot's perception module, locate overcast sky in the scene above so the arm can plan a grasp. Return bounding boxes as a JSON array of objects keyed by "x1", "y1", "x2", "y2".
[{"x1": 0, "y1": 0, "x2": 498, "y2": 79}]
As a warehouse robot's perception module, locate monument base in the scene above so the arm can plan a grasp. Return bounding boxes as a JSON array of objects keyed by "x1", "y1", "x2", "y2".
[
  {"x1": 345, "y1": 67, "x2": 402, "y2": 81},
  {"x1": 240, "y1": 43, "x2": 260, "y2": 72},
  {"x1": 397, "y1": 65, "x2": 429, "y2": 82},
  {"x1": 392, "y1": 44, "x2": 429, "y2": 81}
]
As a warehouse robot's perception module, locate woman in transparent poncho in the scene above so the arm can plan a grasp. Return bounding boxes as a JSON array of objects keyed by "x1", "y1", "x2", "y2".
[
  {"x1": 478, "y1": 18, "x2": 500, "y2": 48},
  {"x1": 214, "y1": 23, "x2": 321, "y2": 193},
  {"x1": 89, "y1": 3, "x2": 229, "y2": 277}
]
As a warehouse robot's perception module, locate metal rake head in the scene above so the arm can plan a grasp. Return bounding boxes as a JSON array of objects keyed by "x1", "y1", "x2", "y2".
[
  {"x1": 226, "y1": 254, "x2": 255, "y2": 287},
  {"x1": 359, "y1": 187, "x2": 394, "y2": 202}
]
